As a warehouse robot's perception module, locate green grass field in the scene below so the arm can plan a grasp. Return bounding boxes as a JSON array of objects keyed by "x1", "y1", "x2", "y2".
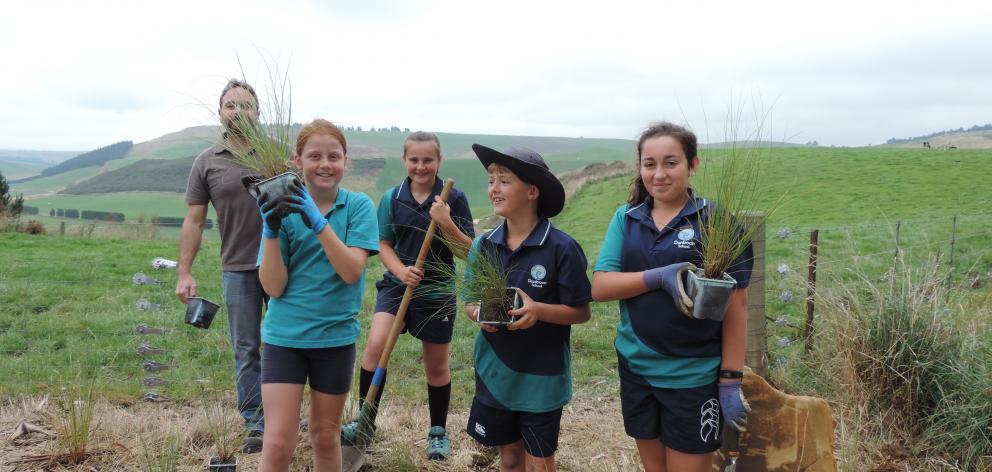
[{"x1": 23, "y1": 193, "x2": 217, "y2": 224}]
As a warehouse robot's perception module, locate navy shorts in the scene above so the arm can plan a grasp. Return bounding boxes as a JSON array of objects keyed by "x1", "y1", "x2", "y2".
[
  {"x1": 261, "y1": 343, "x2": 355, "y2": 395},
  {"x1": 618, "y1": 356, "x2": 723, "y2": 454},
  {"x1": 466, "y1": 397, "x2": 563, "y2": 458},
  {"x1": 374, "y1": 279, "x2": 456, "y2": 344}
]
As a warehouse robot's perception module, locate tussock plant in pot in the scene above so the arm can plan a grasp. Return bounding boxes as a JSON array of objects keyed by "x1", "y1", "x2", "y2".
[
  {"x1": 683, "y1": 116, "x2": 783, "y2": 321},
  {"x1": 419, "y1": 231, "x2": 518, "y2": 325},
  {"x1": 203, "y1": 401, "x2": 258, "y2": 471},
  {"x1": 224, "y1": 53, "x2": 298, "y2": 201},
  {"x1": 466, "y1": 247, "x2": 520, "y2": 325}
]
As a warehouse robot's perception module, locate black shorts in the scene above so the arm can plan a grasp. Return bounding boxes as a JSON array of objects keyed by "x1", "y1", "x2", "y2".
[
  {"x1": 618, "y1": 356, "x2": 723, "y2": 454},
  {"x1": 374, "y1": 279, "x2": 456, "y2": 344},
  {"x1": 261, "y1": 343, "x2": 356, "y2": 395},
  {"x1": 466, "y1": 397, "x2": 563, "y2": 458}
]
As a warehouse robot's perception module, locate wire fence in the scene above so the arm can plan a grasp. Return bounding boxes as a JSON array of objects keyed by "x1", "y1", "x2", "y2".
[{"x1": 759, "y1": 212, "x2": 992, "y2": 357}]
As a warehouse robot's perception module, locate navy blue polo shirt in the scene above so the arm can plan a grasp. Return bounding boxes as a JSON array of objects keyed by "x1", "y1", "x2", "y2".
[
  {"x1": 594, "y1": 193, "x2": 753, "y2": 388},
  {"x1": 464, "y1": 218, "x2": 593, "y2": 412},
  {"x1": 378, "y1": 177, "x2": 475, "y2": 296}
]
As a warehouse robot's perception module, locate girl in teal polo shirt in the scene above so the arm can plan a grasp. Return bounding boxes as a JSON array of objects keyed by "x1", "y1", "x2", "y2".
[
  {"x1": 256, "y1": 119, "x2": 379, "y2": 471},
  {"x1": 591, "y1": 122, "x2": 752, "y2": 472}
]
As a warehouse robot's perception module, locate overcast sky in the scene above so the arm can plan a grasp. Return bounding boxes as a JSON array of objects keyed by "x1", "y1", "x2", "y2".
[{"x1": 1, "y1": 0, "x2": 990, "y2": 150}]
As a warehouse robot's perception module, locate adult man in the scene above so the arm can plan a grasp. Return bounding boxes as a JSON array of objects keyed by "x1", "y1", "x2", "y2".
[{"x1": 177, "y1": 79, "x2": 265, "y2": 453}]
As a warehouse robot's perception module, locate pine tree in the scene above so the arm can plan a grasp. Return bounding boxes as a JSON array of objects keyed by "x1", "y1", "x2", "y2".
[{"x1": 0, "y1": 170, "x2": 25, "y2": 218}]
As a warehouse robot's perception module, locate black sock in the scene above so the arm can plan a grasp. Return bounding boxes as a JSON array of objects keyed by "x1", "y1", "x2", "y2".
[
  {"x1": 427, "y1": 382, "x2": 451, "y2": 429},
  {"x1": 358, "y1": 368, "x2": 385, "y2": 408}
]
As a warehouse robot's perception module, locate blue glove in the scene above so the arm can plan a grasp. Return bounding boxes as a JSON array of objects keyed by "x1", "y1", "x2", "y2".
[
  {"x1": 257, "y1": 192, "x2": 294, "y2": 239},
  {"x1": 285, "y1": 182, "x2": 326, "y2": 234},
  {"x1": 719, "y1": 380, "x2": 750, "y2": 432},
  {"x1": 643, "y1": 262, "x2": 695, "y2": 316}
]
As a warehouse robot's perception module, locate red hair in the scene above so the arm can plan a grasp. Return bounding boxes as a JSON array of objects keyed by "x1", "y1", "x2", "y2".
[{"x1": 296, "y1": 119, "x2": 347, "y2": 156}]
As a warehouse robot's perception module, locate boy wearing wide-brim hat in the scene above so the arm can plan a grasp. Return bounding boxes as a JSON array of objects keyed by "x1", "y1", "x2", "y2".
[{"x1": 463, "y1": 144, "x2": 592, "y2": 471}]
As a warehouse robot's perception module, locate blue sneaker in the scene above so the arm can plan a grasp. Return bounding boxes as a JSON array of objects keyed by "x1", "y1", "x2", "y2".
[
  {"x1": 341, "y1": 418, "x2": 376, "y2": 446},
  {"x1": 426, "y1": 426, "x2": 451, "y2": 461}
]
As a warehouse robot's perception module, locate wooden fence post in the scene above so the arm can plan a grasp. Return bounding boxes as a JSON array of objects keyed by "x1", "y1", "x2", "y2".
[
  {"x1": 743, "y1": 213, "x2": 767, "y2": 378},
  {"x1": 59, "y1": 221, "x2": 65, "y2": 236},
  {"x1": 805, "y1": 229, "x2": 819, "y2": 355},
  {"x1": 946, "y1": 215, "x2": 957, "y2": 291},
  {"x1": 894, "y1": 220, "x2": 902, "y2": 257}
]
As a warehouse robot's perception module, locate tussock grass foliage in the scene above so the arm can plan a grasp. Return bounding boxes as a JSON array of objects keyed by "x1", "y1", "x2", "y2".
[
  {"x1": 228, "y1": 51, "x2": 295, "y2": 179},
  {"x1": 140, "y1": 427, "x2": 181, "y2": 472},
  {"x1": 54, "y1": 376, "x2": 96, "y2": 464},
  {"x1": 811, "y1": 257, "x2": 991, "y2": 469},
  {"x1": 694, "y1": 108, "x2": 785, "y2": 279},
  {"x1": 202, "y1": 400, "x2": 249, "y2": 463}
]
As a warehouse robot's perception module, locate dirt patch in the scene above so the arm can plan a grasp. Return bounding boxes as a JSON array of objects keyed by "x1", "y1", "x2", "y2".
[
  {"x1": 869, "y1": 442, "x2": 911, "y2": 472},
  {"x1": 1, "y1": 394, "x2": 641, "y2": 471}
]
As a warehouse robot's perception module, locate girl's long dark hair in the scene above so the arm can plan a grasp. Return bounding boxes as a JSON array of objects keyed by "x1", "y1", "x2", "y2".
[{"x1": 628, "y1": 122, "x2": 698, "y2": 206}]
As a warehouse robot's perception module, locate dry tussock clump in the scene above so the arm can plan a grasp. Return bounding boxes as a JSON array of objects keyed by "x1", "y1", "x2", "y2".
[
  {"x1": 17, "y1": 219, "x2": 46, "y2": 235},
  {"x1": 814, "y1": 258, "x2": 992, "y2": 469}
]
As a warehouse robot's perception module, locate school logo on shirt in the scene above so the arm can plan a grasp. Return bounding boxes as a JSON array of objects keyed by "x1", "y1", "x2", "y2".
[
  {"x1": 528, "y1": 264, "x2": 548, "y2": 288},
  {"x1": 675, "y1": 226, "x2": 696, "y2": 250}
]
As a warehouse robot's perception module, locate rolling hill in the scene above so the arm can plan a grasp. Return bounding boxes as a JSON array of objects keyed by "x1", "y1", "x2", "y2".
[
  {"x1": 0, "y1": 158, "x2": 49, "y2": 180},
  {"x1": 885, "y1": 129, "x2": 992, "y2": 149}
]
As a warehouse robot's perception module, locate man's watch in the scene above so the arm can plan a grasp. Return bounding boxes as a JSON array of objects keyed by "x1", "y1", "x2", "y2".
[{"x1": 718, "y1": 369, "x2": 744, "y2": 379}]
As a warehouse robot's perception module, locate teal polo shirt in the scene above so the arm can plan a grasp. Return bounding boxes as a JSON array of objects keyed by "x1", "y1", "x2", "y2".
[
  {"x1": 258, "y1": 188, "x2": 380, "y2": 349},
  {"x1": 594, "y1": 194, "x2": 752, "y2": 389},
  {"x1": 464, "y1": 219, "x2": 592, "y2": 412}
]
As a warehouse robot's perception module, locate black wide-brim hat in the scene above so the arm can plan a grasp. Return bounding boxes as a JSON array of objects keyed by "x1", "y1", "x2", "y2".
[{"x1": 472, "y1": 144, "x2": 565, "y2": 218}]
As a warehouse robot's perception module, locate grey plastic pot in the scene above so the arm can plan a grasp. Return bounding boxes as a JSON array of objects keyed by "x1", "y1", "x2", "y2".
[
  {"x1": 185, "y1": 297, "x2": 220, "y2": 329},
  {"x1": 208, "y1": 456, "x2": 237, "y2": 472},
  {"x1": 685, "y1": 269, "x2": 737, "y2": 321},
  {"x1": 246, "y1": 171, "x2": 298, "y2": 200}
]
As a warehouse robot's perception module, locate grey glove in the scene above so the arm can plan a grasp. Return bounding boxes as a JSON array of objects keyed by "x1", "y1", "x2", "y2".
[{"x1": 643, "y1": 262, "x2": 695, "y2": 316}]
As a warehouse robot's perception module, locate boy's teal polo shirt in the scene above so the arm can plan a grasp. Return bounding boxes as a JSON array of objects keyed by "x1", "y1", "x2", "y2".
[{"x1": 258, "y1": 188, "x2": 379, "y2": 349}]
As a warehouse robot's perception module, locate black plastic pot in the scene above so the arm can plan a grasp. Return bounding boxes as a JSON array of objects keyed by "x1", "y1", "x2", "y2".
[
  {"x1": 479, "y1": 287, "x2": 521, "y2": 325},
  {"x1": 185, "y1": 297, "x2": 220, "y2": 329},
  {"x1": 685, "y1": 270, "x2": 738, "y2": 321},
  {"x1": 208, "y1": 456, "x2": 237, "y2": 472},
  {"x1": 246, "y1": 171, "x2": 299, "y2": 200}
]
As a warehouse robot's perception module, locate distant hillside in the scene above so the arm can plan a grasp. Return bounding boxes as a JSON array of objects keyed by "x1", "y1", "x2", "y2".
[
  {"x1": 7, "y1": 126, "x2": 635, "y2": 198},
  {"x1": 112, "y1": 125, "x2": 635, "y2": 162},
  {"x1": 886, "y1": 130, "x2": 992, "y2": 149},
  {"x1": 61, "y1": 157, "x2": 196, "y2": 194},
  {"x1": 61, "y1": 156, "x2": 387, "y2": 195},
  {"x1": 0, "y1": 158, "x2": 49, "y2": 180},
  {"x1": 887, "y1": 123, "x2": 992, "y2": 145},
  {"x1": 0, "y1": 149, "x2": 80, "y2": 164},
  {"x1": 13, "y1": 141, "x2": 133, "y2": 184}
]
